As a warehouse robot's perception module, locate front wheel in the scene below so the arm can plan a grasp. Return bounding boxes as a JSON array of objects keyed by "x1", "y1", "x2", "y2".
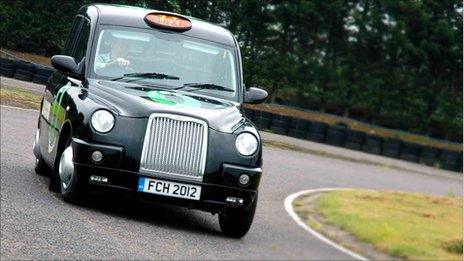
[
  {"x1": 58, "y1": 144, "x2": 83, "y2": 203},
  {"x1": 219, "y1": 194, "x2": 258, "y2": 238}
]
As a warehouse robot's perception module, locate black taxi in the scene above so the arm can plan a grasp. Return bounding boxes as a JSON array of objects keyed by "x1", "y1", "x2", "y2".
[{"x1": 32, "y1": 4, "x2": 267, "y2": 238}]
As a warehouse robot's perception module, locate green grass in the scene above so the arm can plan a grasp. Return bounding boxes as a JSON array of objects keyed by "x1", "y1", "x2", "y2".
[
  {"x1": 0, "y1": 87, "x2": 41, "y2": 110},
  {"x1": 313, "y1": 190, "x2": 463, "y2": 260}
]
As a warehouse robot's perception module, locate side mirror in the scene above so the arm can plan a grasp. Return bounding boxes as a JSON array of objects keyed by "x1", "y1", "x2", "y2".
[
  {"x1": 51, "y1": 55, "x2": 83, "y2": 79},
  {"x1": 245, "y1": 87, "x2": 268, "y2": 104}
]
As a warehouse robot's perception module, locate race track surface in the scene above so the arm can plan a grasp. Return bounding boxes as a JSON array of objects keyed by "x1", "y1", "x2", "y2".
[{"x1": 1, "y1": 106, "x2": 461, "y2": 260}]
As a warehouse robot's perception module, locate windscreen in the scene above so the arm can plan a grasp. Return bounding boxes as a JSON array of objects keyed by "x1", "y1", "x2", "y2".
[{"x1": 91, "y1": 26, "x2": 238, "y2": 100}]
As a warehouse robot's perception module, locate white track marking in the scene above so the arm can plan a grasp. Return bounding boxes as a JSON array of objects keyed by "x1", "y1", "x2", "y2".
[
  {"x1": 0, "y1": 105, "x2": 38, "y2": 112},
  {"x1": 284, "y1": 188, "x2": 369, "y2": 261}
]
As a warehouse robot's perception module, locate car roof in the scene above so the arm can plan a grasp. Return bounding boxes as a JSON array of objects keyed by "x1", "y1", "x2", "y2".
[{"x1": 88, "y1": 4, "x2": 236, "y2": 47}]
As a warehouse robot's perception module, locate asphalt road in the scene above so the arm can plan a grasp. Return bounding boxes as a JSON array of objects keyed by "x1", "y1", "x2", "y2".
[{"x1": 1, "y1": 105, "x2": 462, "y2": 260}]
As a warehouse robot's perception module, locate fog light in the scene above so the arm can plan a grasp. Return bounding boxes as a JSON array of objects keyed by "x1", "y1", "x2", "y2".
[
  {"x1": 226, "y1": 197, "x2": 244, "y2": 205},
  {"x1": 91, "y1": 150, "x2": 103, "y2": 163},
  {"x1": 90, "y1": 175, "x2": 108, "y2": 184},
  {"x1": 238, "y1": 174, "x2": 250, "y2": 186}
]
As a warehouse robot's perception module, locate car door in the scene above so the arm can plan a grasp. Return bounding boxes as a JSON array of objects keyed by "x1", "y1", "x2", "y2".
[{"x1": 39, "y1": 15, "x2": 90, "y2": 166}]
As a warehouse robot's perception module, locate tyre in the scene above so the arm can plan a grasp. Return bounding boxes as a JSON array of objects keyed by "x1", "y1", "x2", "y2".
[
  {"x1": 289, "y1": 117, "x2": 310, "y2": 130},
  {"x1": 362, "y1": 134, "x2": 382, "y2": 154},
  {"x1": 253, "y1": 111, "x2": 272, "y2": 130},
  {"x1": 33, "y1": 129, "x2": 51, "y2": 176},
  {"x1": 58, "y1": 143, "x2": 84, "y2": 203},
  {"x1": 288, "y1": 118, "x2": 310, "y2": 139},
  {"x1": 270, "y1": 114, "x2": 290, "y2": 135},
  {"x1": 400, "y1": 142, "x2": 420, "y2": 162},
  {"x1": 243, "y1": 108, "x2": 255, "y2": 121},
  {"x1": 0, "y1": 58, "x2": 15, "y2": 70},
  {"x1": 288, "y1": 129, "x2": 307, "y2": 139},
  {"x1": 35, "y1": 66, "x2": 54, "y2": 77},
  {"x1": 14, "y1": 69, "x2": 33, "y2": 81},
  {"x1": 344, "y1": 130, "x2": 365, "y2": 150},
  {"x1": 306, "y1": 121, "x2": 328, "y2": 142},
  {"x1": 326, "y1": 124, "x2": 347, "y2": 147},
  {"x1": 219, "y1": 194, "x2": 258, "y2": 238},
  {"x1": 32, "y1": 74, "x2": 49, "y2": 85},
  {"x1": 0, "y1": 67, "x2": 14, "y2": 77},
  {"x1": 420, "y1": 146, "x2": 439, "y2": 166},
  {"x1": 439, "y1": 150, "x2": 461, "y2": 171},
  {"x1": 15, "y1": 60, "x2": 35, "y2": 73},
  {"x1": 382, "y1": 138, "x2": 402, "y2": 158}
]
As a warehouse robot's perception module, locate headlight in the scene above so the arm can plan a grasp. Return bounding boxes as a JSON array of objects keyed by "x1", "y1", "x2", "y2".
[
  {"x1": 235, "y1": 132, "x2": 258, "y2": 156},
  {"x1": 91, "y1": 110, "x2": 115, "y2": 133}
]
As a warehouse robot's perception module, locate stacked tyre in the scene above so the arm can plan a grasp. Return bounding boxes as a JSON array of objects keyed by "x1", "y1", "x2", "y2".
[
  {"x1": 382, "y1": 138, "x2": 402, "y2": 158},
  {"x1": 0, "y1": 58, "x2": 16, "y2": 77},
  {"x1": 306, "y1": 121, "x2": 328, "y2": 142},
  {"x1": 439, "y1": 150, "x2": 462, "y2": 171},
  {"x1": 326, "y1": 124, "x2": 347, "y2": 147},
  {"x1": 270, "y1": 114, "x2": 291, "y2": 135},
  {"x1": 253, "y1": 110, "x2": 272, "y2": 130},
  {"x1": 420, "y1": 146, "x2": 440, "y2": 166},
  {"x1": 14, "y1": 61, "x2": 35, "y2": 82},
  {"x1": 400, "y1": 142, "x2": 421, "y2": 162},
  {"x1": 288, "y1": 118, "x2": 310, "y2": 139},
  {"x1": 33, "y1": 65, "x2": 54, "y2": 85},
  {"x1": 362, "y1": 134, "x2": 383, "y2": 154},
  {"x1": 344, "y1": 130, "x2": 365, "y2": 150}
]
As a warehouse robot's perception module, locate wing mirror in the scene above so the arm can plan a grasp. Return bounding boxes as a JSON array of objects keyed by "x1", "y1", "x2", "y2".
[
  {"x1": 245, "y1": 87, "x2": 268, "y2": 104},
  {"x1": 51, "y1": 55, "x2": 84, "y2": 80}
]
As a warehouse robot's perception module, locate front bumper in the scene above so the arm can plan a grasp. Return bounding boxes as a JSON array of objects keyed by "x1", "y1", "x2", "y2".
[{"x1": 71, "y1": 138, "x2": 262, "y2": 212}]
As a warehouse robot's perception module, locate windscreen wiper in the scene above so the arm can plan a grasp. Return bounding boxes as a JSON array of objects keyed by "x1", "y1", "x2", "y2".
[
  {"x1": 180, "y1": 82, "x2": 234, "y2": 92},
  {"x1": 111, "y1": 72, "x2": 180, "y2": 81}
]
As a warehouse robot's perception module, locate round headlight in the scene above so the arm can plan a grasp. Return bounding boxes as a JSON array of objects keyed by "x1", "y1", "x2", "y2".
[
  {"x1": 235, "y1": 132, "x2": 258, "y2": 156},
  {"x1": 91, "y1": 110, "x2": 114, "y2": 133}
]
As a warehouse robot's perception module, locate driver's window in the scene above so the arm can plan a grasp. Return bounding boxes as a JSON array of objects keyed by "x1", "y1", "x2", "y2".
[{"x1": 74, "y1": 19, "x2": 90, "y2": 63}]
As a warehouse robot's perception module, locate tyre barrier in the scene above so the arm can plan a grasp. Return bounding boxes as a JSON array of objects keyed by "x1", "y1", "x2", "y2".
[
  {"x1": 14, "y1": 69, "x2": 34, "y2": 82},
  {"x1": 35, "y1": 66, "x2": 54, "y2": 78},
  {"x1": 439, "y1": 150, "x2": 462, "y2": 171},
  {"x1": 288, "y1": 118, "x2": 311, "y2": 139},
  {"x1": 326, "y1": 124, "x2": 347, "y2": 147},
  {"x1": 15, "y1": 60, "x2": 35, "y2": 74},
  {"x1": 344, "y1": 129, "x2": 365, "y2": 150},
  {"x1": 419, "y1": 146, "x2": 440, "y2": 166},
  {"x1": 0, "y1": 58, "x2": 16, "y2": 77},
  {"x1": 0, "y1": 58, "x2": 54, "y2": 85},
  {"x1": 243, "y1": 108, "x2": 255, "y2": 121},
  {"x1": 32, "y1": 74, "x2": 49, "y2": 85},
  {"x1": 306, "y1": 121, "x2": 328, "y2": 142},
  {"x1": 382, "y1": 138, "x2": 402, "y2": 158},
  {"x1": 270, "y1": 114, "x2": 291, "y2": 135},
  {"x1": 362, "y1": 134, "x2": 383, "y2": 154},
  {"x1": 253, "y1": 110, "x2": 272, "y2": 130},
  {"x1": 0, "y1": 67, "x2": 14, "y2": 77},
  {"x1": 400, "y1": 142, "x2": 421, "y2": 162}
]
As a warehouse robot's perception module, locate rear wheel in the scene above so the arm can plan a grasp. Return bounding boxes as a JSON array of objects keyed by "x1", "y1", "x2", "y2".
[
  {"x1": 33, "y1": 129, "x2": 50, "y2": 176},
  {"x1": 34, "y1": 155, "x2": 50, "y2": 176},
  {"x1": 58, "y1": 143, "x2": 84, "y2": 203},
  {"x1": 219, "y1": 194, "x2": 258, "y2": 238}
]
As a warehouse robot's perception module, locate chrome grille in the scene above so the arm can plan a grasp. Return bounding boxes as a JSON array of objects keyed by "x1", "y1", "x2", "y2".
[{"x1": 139, "y1": 113, "x2": 208, "y2": 181}]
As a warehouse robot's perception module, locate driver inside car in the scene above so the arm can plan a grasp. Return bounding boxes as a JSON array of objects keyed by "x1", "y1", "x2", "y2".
[{"x1": 94, "y1": 34, "x2": 131, "y2": 71}]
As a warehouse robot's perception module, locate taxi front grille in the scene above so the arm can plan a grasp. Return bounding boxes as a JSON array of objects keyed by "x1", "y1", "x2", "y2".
[{"x1": 139, "y1": 113, "x2": 208, "y2": 181}]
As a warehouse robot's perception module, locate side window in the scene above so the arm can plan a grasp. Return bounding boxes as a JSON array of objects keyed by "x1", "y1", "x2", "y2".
[
  {"x1": 74, "y1": 19, "x2": 90, "y2": 63},
  {"x1": 63, "y1": 16, "x2": 83, "y2": 55}
]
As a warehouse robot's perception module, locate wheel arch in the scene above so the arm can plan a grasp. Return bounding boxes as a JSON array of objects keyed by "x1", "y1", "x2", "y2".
[{"x1": 54, "y1": 120, "x2": 73, "y2": 167}]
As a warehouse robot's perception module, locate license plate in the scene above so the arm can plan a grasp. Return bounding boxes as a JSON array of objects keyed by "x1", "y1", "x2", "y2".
[{"x1": 138, "y1": 177, "x2": 201, "y2": 200}]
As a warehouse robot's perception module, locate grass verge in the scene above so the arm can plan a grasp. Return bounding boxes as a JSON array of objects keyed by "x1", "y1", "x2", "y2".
[
  {"x1": 0, "y1": 87, "x2": 41, "y2": 110},
  {"x1": 296, "y1": 190, "x2": 463, "y2": 260}
]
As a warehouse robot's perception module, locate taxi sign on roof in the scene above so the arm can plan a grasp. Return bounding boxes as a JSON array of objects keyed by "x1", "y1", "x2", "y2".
[{"x1": 144, "y1": 12, "x2": 192, "y2": 31}]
